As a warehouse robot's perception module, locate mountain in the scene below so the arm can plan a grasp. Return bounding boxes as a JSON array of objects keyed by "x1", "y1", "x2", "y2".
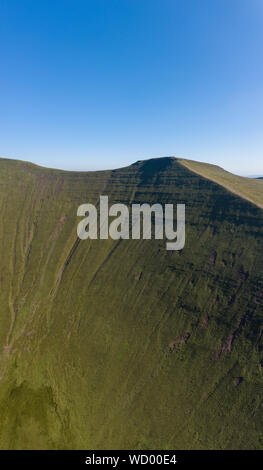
[{"x1": 0, "y1": 156, "x2": 263, "y2": 450}]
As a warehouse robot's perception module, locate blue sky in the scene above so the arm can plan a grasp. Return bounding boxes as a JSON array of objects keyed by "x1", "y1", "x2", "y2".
[{"x1": 0, "y1": 0, "x2": 263, "y2": 174}]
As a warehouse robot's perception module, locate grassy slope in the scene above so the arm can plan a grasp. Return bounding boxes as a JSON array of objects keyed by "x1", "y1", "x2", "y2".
[
  {"x1": 179, "y1": 158, "x2": 263, "y2": 208},
  {"x1": 0, "y1": 157, "x2": 263, "y2": 449}
]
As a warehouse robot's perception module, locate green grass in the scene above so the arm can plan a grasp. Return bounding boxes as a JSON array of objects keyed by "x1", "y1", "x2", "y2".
[
  {"x1": 179, "y1": 158, "x2": 263, "y2": 208},
  {"x1": 0, "y1": 156, "x2": 263, "y2": 449}
]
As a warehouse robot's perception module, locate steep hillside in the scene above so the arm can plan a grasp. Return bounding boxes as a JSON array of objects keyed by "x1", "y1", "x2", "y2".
[
  {"x1": 0, "y1": 156, "x2": 263, "y2": 449},
  {"x1": 179, "y1": 158, "x2": 263, "y2": 208}
]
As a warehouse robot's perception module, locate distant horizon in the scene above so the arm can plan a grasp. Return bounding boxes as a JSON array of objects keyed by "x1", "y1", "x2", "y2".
[{"x1": 0, "y1": 153, "x2": 262, "y2": 178}]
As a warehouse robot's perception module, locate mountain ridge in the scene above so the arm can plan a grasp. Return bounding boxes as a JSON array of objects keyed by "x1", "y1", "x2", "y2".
[
  {"x1": 0, "y1": 156, "x2": 263, "y2": 449},
  {"x1": 178, "y1": 158, "x2": 263, "y2": 209},
  {"x1": 1, "y1": 155, "x2": 263, "y2": 209}
]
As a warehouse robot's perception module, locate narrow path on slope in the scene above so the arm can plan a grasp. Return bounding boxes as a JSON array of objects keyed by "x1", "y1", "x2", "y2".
[{"x1": 179, "y1": 159, "x2": 263, "y2": 210}]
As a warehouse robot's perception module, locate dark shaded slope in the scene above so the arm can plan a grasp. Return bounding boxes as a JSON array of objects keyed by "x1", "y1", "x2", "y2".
[{"x1": 0, "y1": 157, "x2": 263, "y2": 449}]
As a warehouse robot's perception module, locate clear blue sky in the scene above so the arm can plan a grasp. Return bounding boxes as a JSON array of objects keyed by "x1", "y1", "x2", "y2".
[{"x1": 1, "y1": 0, "x2": 263, "y2": 174}]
